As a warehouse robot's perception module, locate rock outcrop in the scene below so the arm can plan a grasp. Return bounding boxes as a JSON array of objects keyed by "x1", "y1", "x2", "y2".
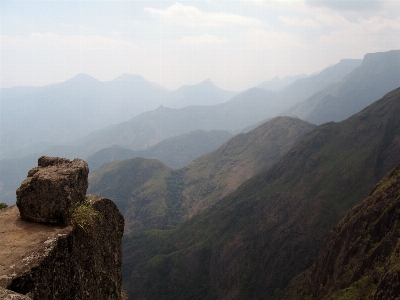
[
  {"x1": 0, "y1": 287, "x2": 32, "y2": 299},
  {"x1": 16, "y1": 156, "x2": 89, "y2": 224},
  {"x1": 284, "y1": 162, "x2": 400, "y2": 299},
  {"x1": 1, "y1": 157, "x2": 124, "y2": 300}
]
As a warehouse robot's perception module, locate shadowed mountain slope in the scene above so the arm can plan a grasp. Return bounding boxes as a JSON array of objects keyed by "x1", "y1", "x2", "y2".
[
  {"x1": 88, "y1": 116, "x2": 315, "y2": 233},
  {"x1": 286, "y1": 50, "x2": 400, "y2": 124},
  {"x1": 180, "y1": 116, "x2": 316, "y2": 219},
  {"x1": 121, "y1": 87, "x2": 400, "y2": 299},
  {"x1": 285, "y1": 162, "x2": 400, "y2": 299}
]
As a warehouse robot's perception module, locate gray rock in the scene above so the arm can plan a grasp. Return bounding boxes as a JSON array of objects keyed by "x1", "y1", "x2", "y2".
[{"x1": 16, "y1": 156, "x2": 89, "y2": 224}]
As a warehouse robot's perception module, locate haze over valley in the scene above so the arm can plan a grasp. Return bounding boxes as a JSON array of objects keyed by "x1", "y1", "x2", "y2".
[{"x1": 2, "y1": 1, "x2": 400, "y2": 299}]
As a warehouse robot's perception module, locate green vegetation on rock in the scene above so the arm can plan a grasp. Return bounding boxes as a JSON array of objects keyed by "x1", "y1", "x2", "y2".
[{"x1": 70, "y1": 200, "x2": 103, "y2": 233}]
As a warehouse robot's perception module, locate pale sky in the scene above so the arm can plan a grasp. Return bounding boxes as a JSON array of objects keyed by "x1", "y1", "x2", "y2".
[{"x1": 1, "y1": 0, "x2": 400, "y2": 91}]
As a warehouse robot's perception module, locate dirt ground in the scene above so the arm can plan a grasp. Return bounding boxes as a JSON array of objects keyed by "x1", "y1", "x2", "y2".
[{"x1": 0, "y1": 205, "x2": 70, "y2": 288}]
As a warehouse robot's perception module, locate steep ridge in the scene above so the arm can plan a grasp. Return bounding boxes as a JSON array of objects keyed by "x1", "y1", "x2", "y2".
[
  {"x1": 285, "y1": 162, "x2": 400, "y2": 299},
  {"x1": 88, "y1": 117, "x2": 315, "y2": 232},
  {"x1": 121, "y1": 87, "x2": 400, "y2": 299},
  {"x1": 286, "y1": 50, "x2": 400, "y2": 124}
]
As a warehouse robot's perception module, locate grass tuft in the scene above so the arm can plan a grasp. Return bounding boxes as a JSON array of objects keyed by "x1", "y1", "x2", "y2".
[{"x1": 70, "y1": 200, "x2": 103, "y2": 233}]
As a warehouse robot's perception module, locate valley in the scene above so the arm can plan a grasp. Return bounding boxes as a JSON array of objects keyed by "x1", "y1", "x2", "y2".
[
  {"x1": 120, "y1": 85, "x2": 400, "y2": 299},
  {"x1": 1, "y1": 49, "x2": 400, "y2": 300}
]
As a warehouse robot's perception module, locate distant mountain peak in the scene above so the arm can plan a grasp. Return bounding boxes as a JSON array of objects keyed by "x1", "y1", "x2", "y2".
[
  {"x1": 201, "y1": 78, "x2": 213, "y2": 83},
  {"x1": 186, "y1": 78, "x2": 216, "y2": 91},
  {"x1": 67, "y1": 73, "x2": 99, "y2": 83}
]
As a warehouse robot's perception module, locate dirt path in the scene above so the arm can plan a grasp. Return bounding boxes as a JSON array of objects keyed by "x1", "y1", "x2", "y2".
[{"x1": 0, "y1": 205, "x2": 70, "y2": 288}]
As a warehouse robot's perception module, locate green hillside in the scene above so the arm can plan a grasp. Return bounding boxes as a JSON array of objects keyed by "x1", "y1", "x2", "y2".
[
  {"x1": 89, "y1": 117, "x2": 315, "y2": 233},
  {"x1": 121, "y1": 87, "x2": 400, "y2": 299},
  {"x1": 285, "y1": 162, "x2": 400, "y2": 299},
  {"x1": 88, "y1": 158, "x2": 172, "y2": 233},
  {"x1": 180, "y1": 116, "x2": 316, "y2": 219}
]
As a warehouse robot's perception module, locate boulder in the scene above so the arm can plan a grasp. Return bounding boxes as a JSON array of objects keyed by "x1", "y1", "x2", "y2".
[{"x1": 16, "y1": 156, "x2": 89, "y2": 224}]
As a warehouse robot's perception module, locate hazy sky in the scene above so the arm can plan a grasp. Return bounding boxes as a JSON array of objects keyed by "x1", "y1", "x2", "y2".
[{"x1": 1, "y1": 0, "x2": 400, "y2": 91}]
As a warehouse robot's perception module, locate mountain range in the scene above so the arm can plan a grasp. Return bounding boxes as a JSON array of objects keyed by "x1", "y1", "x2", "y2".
[
  {"x1": 74, "y1": 57, "x2": 362, "y2": 157},
  {"x1": 1, "y1": 50, "x2": 398, "y2": 209},
  {"x1": 0, "y1": 75, "x2": 234, "y2": 159},
  {"x1": 286, "y1": 50, "x2": 400, "y2": 124},
  {"x1": 0, "y1": 129, "x2": 233, "y2": 206},
  {"x1": 88, "y1": 116, "x2": 316, "y2": 233},
  {"x1": 75, "y1": 52, "x2": 400, "y2": 157},
  {"x1": 120, "y1": 86, "x2": 400, "y2": 299},
  {"x1": 86, "y1": 129, "x2": 234, "y2": 171},
  {"x1": 1, "y1": 48, "x2": 400, "y2": 299}
]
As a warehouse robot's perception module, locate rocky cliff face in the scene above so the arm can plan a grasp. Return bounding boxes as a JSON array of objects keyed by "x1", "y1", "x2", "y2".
[
  {"x1": 0, "y1": 156, "x2": 124, "y2": 300},
  {"x1": 285, "y1": 162, "x2": 400, "y2": 299}
]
